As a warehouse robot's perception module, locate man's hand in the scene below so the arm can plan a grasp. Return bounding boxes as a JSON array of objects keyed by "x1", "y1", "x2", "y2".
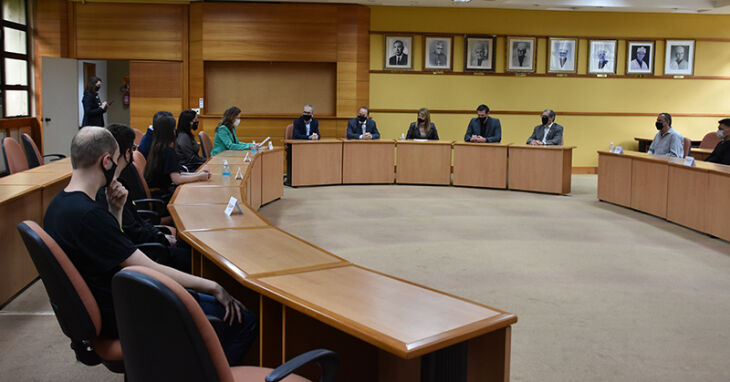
[
  {"x1": 529, "y1": 140, "x2": 543, "y2": 146},
  {"x1": 101, "y1": 101, "x2": 109, "y2": 110},
  {"x1": 213, "y1": 284, "x2": 247, "y2": 325},
  {"x1": 165, "y1": 234, "x2": 177, "y2": 246},
  {"x1": 197, "y1": 169, "x2": 211, "y2": 181},
  {"x1": 363, "y1": 132, "x2": 373, "y2": 140},
  {"x1": 106, "y1": 179, "x2": 128, "y2": 213},
  {"x1": 310, "y1": 133, "x2": 319, "y2": 140}
]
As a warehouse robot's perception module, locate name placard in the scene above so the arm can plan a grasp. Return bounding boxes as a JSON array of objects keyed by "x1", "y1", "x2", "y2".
[{"x1": 224, "y1": 196, "x2": 243, "y2": 216}]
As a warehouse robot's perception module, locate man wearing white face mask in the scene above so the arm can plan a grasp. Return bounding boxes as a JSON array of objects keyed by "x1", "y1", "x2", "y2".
[
  {"x1": 705, "y1": 118, "x2": 730, "y2": 165},
  {"x1": 211, "y1": 106, "x2": 260, "y2": 156}
]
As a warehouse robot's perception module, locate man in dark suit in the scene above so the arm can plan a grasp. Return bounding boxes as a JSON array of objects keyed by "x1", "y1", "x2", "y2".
[
  {"x1": 292, "y1": 104, "x2": 319, "y2": 140},
  {"x1": 347, "y1": 106, "x2": 380, "y2": 140},
  {"x1": 388, "y1": 40, "x2": 408, "y2": 66},
  {"x1": 464, "y1": 104, "x2": 501, "y2": 143},
  {"x1": 527, "y1": 109, "x2": 564, "y2": 146}
]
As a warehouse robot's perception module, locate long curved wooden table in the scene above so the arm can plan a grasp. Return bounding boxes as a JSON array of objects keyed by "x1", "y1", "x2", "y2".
[{"x1": 170, "y1": 148, "x2": 517, "y2": 382}]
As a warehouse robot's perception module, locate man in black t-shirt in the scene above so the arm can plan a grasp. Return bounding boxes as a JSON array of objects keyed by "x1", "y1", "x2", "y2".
[
  {"x1": 706, "y1": 118, "x2": 730, "y2": 166},
  {"x1": 44, "y1": 126, "x2": 256, "y2": 365}
]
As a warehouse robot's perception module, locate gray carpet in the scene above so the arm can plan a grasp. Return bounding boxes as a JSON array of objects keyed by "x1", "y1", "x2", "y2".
[{"x1": 2, "y1": 175, "x2": 728, "y2": 381}]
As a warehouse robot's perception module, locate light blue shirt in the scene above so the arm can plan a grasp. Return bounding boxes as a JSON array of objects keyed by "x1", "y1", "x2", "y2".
[{"x1": 648, "y1": 127, "x2": 684, "y2": 158}]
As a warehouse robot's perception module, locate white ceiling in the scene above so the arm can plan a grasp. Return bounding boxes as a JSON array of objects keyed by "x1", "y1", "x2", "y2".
[{"x1": 221, "y1": 0, "x2": 730, "y2": 14}]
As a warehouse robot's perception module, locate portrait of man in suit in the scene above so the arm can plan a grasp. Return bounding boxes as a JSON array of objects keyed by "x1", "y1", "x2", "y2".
[
  {"x1": 465, "y1": 37, "x2": 494, "y2": 71},
  {"x1": 669, "y1": 46, "x2": 689, "y2": 70},
  {"x1": 385, "y1": 36, "x2": 412, "y2": 69},
  {"x1": 664, "y1": 40, "x2": 695, "y2": 75},
  {"x1": 424, "y1": 37, "x2": 451, "y2": 70},
  {"x1": 548, "y1": 38, "x2": 577, "y2": 73},
  {"x1": 507, "y1": 37, "x2": 535, "y2": 72},
  {"x1": 588, "y1": 40, "x2": 616, "y2": 74}
]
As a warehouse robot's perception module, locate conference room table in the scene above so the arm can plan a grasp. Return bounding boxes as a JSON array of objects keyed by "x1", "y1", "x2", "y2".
[
  {"x1": 597, "y1": 150, "x2": 730, "y2": 241},
  {"x1": 0, "y1": 158, "x2": 72, "y2": 305},
  {"x1": 634, "y1": 137, "x2": 701, "y2": 153},
  {"x1": 171, "y1": 148, "x2": 517, "y2": 381},
  {"x1": 285, "y1": 139, "x2": 573, "y2": 194},
  {"x1": 689, "y1": 147, "x2": 713, "y2": 161}
]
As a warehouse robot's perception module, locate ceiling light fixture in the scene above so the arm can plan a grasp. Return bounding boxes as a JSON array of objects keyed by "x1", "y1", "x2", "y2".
[{"x1": 453, "y1": 0, "x2": 472, "y2": 3}]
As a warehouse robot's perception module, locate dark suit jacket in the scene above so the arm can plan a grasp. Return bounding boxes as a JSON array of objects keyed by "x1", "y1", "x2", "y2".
[
  {"x1": 526, "y1": 123, "x2": 564, "y2": 145},
  {"x1": 347, "y1": 118, "x2": 380, "y2": 140},
  {"x1": 464, "y1": 117, "x2": 501, "y2": 142},
  {"x1": 706, "y1": 140, "x2": 730, "y2": 165},
  {"x1": 406, "y1": 122, "x2": 439, "y2": 140},
  {"x1": 388, "y1": 54, "x2": 408, "y2": 66},
  {"x1": 81, "y1": 91, "x2": 106, "y2": 127},
  {"x1": 292, "y1": 116, "x2": 320, "y2": 140}
]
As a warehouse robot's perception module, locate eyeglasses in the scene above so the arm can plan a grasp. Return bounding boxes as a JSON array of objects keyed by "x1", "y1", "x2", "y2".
[{"x1": 131, "y1": 144, "x2": 137, "y2": 152}]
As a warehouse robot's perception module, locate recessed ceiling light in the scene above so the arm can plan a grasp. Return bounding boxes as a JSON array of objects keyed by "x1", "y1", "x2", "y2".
[{"x1": 453, "y1": 0, "x2": 472, "y2": 3}]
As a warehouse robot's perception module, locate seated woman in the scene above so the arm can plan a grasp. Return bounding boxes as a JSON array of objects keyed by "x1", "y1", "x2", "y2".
[
  {"x1": 144, "y1": 114, "x2": 210, "y2": 198},
  {"x1": 175, "y1": 109, "x2": 206, "y2": 170},
  {"x1": 406, "y1": 108, "x2": 439, "y2": 140},
  {"x1": 211, "y1": 106, "x2": 259, "y2": 156}
]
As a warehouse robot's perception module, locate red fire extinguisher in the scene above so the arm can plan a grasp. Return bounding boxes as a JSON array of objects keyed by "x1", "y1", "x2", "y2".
[{"x1": 121, "y1": 75, "x2": 130, "y2": 107}]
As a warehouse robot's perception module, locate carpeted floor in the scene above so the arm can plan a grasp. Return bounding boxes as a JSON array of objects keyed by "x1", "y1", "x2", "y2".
[{"x1": 2, "y1": 175, "x2": 728, "y2": 381}]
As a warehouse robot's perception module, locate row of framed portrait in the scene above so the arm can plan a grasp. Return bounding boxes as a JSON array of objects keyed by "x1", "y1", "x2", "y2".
[{"x1": 384, "y1": 35, "x2": 696, "y2": 76}]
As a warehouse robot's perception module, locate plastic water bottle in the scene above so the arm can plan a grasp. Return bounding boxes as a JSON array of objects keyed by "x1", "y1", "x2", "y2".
[
  {"x1": 268, "y1": 141, "x2": 274, "y2": 150},
  {"x1": 222, "y1": 160, "x2": 231, "y2": 185},
  {"x1": 251, "y1": 141, "x2": 258, "y2": 155},
  {"x1": 609, "y1": 142, "x2": 615, "y2": 153},
  {"x1": 400, "y1": 133, "x2": 405, "y2": 141}
]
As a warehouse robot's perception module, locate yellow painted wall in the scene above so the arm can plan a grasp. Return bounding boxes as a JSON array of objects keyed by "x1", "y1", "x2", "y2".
[{"x1": 368, "y1": 7, "x2": 730, "y2": 167}]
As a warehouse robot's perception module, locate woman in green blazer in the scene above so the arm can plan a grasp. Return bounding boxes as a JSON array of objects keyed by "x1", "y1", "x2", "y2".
[{"x1": 211, "y1": 106, "x2": 255, "y2": 156}]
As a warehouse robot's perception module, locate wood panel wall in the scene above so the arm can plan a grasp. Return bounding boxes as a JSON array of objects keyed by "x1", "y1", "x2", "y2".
[{"x1": 129, "y1": 61, "x2": 183, "y2": 132}]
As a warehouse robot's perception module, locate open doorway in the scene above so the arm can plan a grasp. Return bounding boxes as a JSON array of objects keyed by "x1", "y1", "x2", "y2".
[{"x1": 77, "y1": 59, "x2": 130, "y2": 127}]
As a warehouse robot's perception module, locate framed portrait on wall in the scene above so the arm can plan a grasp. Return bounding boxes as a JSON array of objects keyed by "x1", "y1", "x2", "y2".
[
  {"x1": 626, "y1": 41, "x2": 655, "y2": 75},
  {"x1": 547, "y1": 37, "x2": 578, "y2": 73},
  {"x1": 588, "y1": 39, "x2": 617, "y2": 74},
  {"x1": 384, "y1": 35, "x2": 413, "y2": 70},
  {"x1": 664, "y1": 40, "x2": 695, "y2": 76},
  {"x1": 464, "y1": 35, "x2": 495, "y2": 72},
  {"x1": 424, "y1": 35, "x2": 453, "y2": 71},
  {"x1": 506, "y1": 37, "x2": 536, "y2": 72}
]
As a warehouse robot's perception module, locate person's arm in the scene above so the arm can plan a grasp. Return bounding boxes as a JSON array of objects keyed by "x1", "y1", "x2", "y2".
[
  {"x1": 370, "y1": 121, "x2": 380, "y2": 140},
  {"x1": 170, "y1": 170, "x2": 210, "y2": 185},
  {"x1": 486, "y1": 119, "x2": 501, "y2": 143},
  {"x1": 464, "y1": 120, "x2": 475, "y2": 142},
  {"x1": 346, "y1": 120, "x2": 359, "y2": 139},
  {"x1": 106, "y1": 179, "x2": 127, "y2": 228},
  {"x1": 546, "y1": 125, "x2": 563, "y2": 145},
  {"x1": 668, "y1": 134, "x2": 685, "y2": 158},
  {"x1": 647, "y1": 137, "x2": 656, "y2": 154},
  {"x1": 527, "y1": 126, "x2": 540, "y2": 144},
  {"x1": 121, "y1": 251, "x2": 245, "y2": 324},
  {"x1": 82, "y1": 93, "x2": 106, "y2": 117},
  {"x1": 431, "y1": 124, "x2": 439, "y2": 140},
  {"x1": 311, "y1": 120, "x2": 320, "y2": 139},
  {"x1": 292, "y1": 119, "x2": 306, "y2": 140},
  {"x1": 216, "y1": 127, "x2": 250, "y2": 151},
  {"x1": 176, "y1": 135, "x2": 198, "y2": 165},
  {"x1": 406, "y1": 123, "x2": 416, "y2": 140}
]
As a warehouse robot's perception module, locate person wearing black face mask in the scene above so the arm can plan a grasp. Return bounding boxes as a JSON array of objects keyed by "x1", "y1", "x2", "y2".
[
  {"x1": 647, "y1": 113, "x2": 685, "y2": 158},
  {"x1": 527, "y1": 109, "x2": 564, "y2": 146},
  {"x1": 81, "y1": 76, "x2": 109, "y2": 127},
  {"x1": 175, "y1": 109, "x2": 206, "y2": 170},
  {"x1": 292, "y1": 104, "x2": 320, "y2": 140},
  {"x1": 347, "y1": 106, "x2": 380, "y2": 140},
  {"x1": 406, "y1": 108, "x2": 439, "y2": 140},
  {"x1": 464, "y1": 104, "x2": 501, "y2": 143}
]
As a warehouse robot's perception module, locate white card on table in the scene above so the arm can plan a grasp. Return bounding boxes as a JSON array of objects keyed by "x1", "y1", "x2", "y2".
[
  {"x1": 224, "y1": 196, "x2": 243, "y2": 216},
  {"x1": 234, "y1": 167, "x2": 243, "y2": 180}
]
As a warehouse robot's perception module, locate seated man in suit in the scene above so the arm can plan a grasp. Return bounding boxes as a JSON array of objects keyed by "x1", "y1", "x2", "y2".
[
  {"x1": 464, "y1": 104, "x2": 501, "y2": 143},
  {"x1": 347, "y1": 106, "x2": 380, "y2": 140},
  {"x1": 292, "y1": 104, "x2": 319, "y2": 140},
  {"x1": 527, "y1": 109, "x2": 564, "y2": 146},
  {"x1": 43, "y1": 126, "x2": 257, "y2": 365},
  {"x1": 648, "y1": 113, "x2": 684, "y2": 157},
  {"x1": 705, "y1": 118, "x2": 730, "y2": 165}
]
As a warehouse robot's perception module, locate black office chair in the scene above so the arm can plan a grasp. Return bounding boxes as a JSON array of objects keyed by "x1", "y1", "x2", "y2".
[
  {"x1": 16, "y1": 221, "x2": 125, "y2": 374},
  {"x1": 21, "y1": 133, "x2": 66, "y2": 168},
  {"x1": 112, "y1": 265, "x2": 339, "y2": 382}
]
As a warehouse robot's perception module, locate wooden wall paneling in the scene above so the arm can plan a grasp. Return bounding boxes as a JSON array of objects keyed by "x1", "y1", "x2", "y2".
[
  {"x1": 200, "y1": 3, "x2": 338, "y2": 62},
  {"x1": 181, "y1": 5, "x2": 189, "y2": 116},
  {"x1": 336, "y1": 5, "x2": 370, "y2": 117},
  {"x1": 34, "y1": 0, "x2": 69, "y2": 137},
  {"x1": 189, "y1": 3, "x2": 204, "y2": 110},
  {"x1": 129, "y1": 61, "x2": 184, "y2": 132},
  {"x1": 129, "y1": 97, "x2": 182, "y2": 133},
  {"x1": 73, "y1": 3, "x2": 184, "y2": 60}
]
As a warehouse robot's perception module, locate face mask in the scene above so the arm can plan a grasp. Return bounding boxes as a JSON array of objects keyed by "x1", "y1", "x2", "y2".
[
  {"x1": 717, "y1": 130, "x2": 725, "y2": 139},
  {"x1": 101, "y1": 156, "x2": 117, "y2": 188},
  {"x1": 95, "y1": 85, "x2": 101, "y2": 92},
  {"x1": 655, "y1": 121, "x2": 664, "y2": 130},
  {"x1": 478, "y1": 116, "x2": 487, "y2": 123},
  {"x1": 358, "y1": 115, "x2": 367, "y2": 122},
  {"x1": 417, "y1": 118, "x2": 424, "y2": 123},
  {"x1": 541, "y1": 116, "x2": 549, "y2": 125},
  {"x1": 303, "y1": 114, "x2": 312, "y2": 121},
  {"x1": 191, "y1": 121, "x2": 199, "y2": 131},
  {"x1": 233, "y1": 118, "x2": 241, "y2": 127}
]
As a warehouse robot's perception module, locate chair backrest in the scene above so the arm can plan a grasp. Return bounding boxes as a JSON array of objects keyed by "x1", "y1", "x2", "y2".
[
  {"x1": 683, "y1": 137, "x2": 691, "y2": 158},
  {"x1": 285, "y1": 124, "x2": 294, "y2": 140},
  {"x1": 133, "y1": 129, "x2": 145, "y2": 146},
  {"x1": 199, "y1": 131, "x2": 213, "y2": 159},
  {"x1": 16, "y1": 221, "x2": 102, "y2": 342},
  {"x1": 132, "y1": 151, "x2": 151, "y2": 199},
  {"x1": 112, "y1": 266, "x2": 233, "y2": 382},
  {"x1": 21, "y1": 133, "x2": 43, "y2": 168},
  {"x1": 699, "y1": 131, "x2": 721, "y2": 149},
  {"x1": 2, "y1": 137, "x2": 29, "y2": 174}
]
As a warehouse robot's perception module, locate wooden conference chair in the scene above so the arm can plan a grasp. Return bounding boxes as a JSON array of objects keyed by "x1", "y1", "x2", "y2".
[
  {"x1": 21, "y1": 133, "x2": 66, "y2": 168},
  {"x1": 16, "y1": 221, "x2": 125, "y2": 374},
  {"x1": 699, "y1": 131, "x2": 721, "y2": 150},
  {"x1": 683, "y1": 137, "x2": 691, "y2": 158},
  {"x1": 112, "y1": 265, "x2": 339, "y2": 382},
  {"x1": 199, "y1": 131, "x2": 213, "y2": 159},
  {"x1": 2, "y1": 137, "x2": 29, "y2": 174}
]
